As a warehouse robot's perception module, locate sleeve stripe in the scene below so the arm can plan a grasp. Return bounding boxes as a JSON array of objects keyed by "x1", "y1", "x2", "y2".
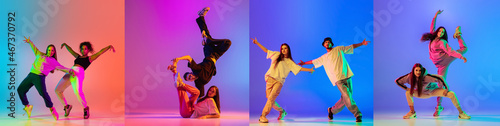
[{"x1": 396, "y1": 73, "x2": 410, "y2": 90}]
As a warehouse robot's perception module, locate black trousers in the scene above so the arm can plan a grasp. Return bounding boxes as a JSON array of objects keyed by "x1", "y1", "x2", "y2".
[
  {"x1": 18, "y1": 73, "x2": 54, "y2": 108},
  {"x1": 195, "y1": 16, "x2": 231, "y2": 97},
  {"x1": 196, "y1": 16, "x2": 232, "y2": 61}
]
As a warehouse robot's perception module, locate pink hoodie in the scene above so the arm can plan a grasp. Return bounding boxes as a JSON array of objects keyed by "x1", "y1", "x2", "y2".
[{"x1": 428, "y1": 38, "x2": 467, "y2": 64}]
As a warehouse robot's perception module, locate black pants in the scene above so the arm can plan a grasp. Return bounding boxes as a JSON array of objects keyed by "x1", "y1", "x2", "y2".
[
  {"x1": 18, "y1": 73, "x2": 54, "y2": 108},
  {"x1": 196, "y1": 16, "x2": 232, "y2": 61}
]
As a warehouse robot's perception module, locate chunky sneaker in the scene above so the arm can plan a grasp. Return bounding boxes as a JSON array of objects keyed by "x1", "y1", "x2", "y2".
[
  {"x1": 277, "y1": 110, "x2": 287, "y2": 120},
  {"x1": 23, "y1": 105, "x2": 33, "y2": 118},
  {"x1": 84, "y1": 106, "x2": 90, "y2": 119},
  {"x1": 453, "y1": 26, "x2": 462, "y2": 39},
  {"x1": 433, "y1": 106, "x2": 443, "y2": 117},
  {"x1": 327, "y1": 107, "x2": 333, "y2": 120},
  {"x1": 403, "y1": 111, "x2": 416, "y2": 119},
  {"x1": 197, "y1": 7, "x2": 210, "y2": 16},
  {"x1": 50, "y1": 107, "x2": 59, "y2": 120},
  {"x1": 64, "y1": 105, "x2": 72, "y2": 117},
  {"x1": 259, "y1": 115, "x2": 269, "y2": 123},
  {"x1": 355, "y1": 116, "x2": 362, "y2": 122},
  {"x1": 459, "y1": 112, "x2": 471, "y2": 119}
]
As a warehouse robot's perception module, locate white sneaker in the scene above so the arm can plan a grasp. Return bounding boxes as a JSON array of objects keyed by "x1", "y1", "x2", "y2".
[
  {"x1": 453, "y1": 26, "x2": 462, "y2": 39},
  {"x1": 433, "y1": 106, "x2": 443, "y2": 117},
  {"x1": 403, "y1": 111, "x2": 416, "y2": 119},
  {"x1": 198, "y1": 7, "x2": 210, "y2": 16},
  {"x1": 50, "y1": 107, "x2": 59, "y2": 120},
  {"x1": 24, "y1": 105, "x2": 33, "y2": 118},
  {"x1": 277, "y1": 110, "x2": 287, "y2": 120},
  {"x1": 459, "y1": 112, "x2": 471, "y2": 119},
  {"x1": 259, "y1": 115, "x2": 269, "y2": 123}
]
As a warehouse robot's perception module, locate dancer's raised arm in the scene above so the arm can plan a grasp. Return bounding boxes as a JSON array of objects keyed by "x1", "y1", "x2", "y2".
[
  {"x1": 61, "y1": 43, "x2": 80, "y2": 58},
  {"x1": 251, "y1": 37, "x2": 268, "y2": 53},
  {"x1": 352, "y1": 38, "x2": 371, "y2": 49},
  {"x1": 90, "y1": 45, "x2": 115, "y2": 62},
  {"x1": 23, "y1": 36, "x2": 44, "y2": 56},
  {"x1": 431, "y1": 10, "x2": 443, "y2": 33}
]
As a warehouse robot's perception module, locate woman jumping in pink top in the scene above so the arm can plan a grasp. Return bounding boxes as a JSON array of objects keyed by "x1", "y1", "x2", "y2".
[{"x1": 420, "y1": 10, "x2": 467, "y2": 117}]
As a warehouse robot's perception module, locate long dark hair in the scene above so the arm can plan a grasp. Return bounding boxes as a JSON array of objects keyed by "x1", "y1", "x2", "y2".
[
  {"x1": 409, "y1": 63, "x2": 427, "y2": 97},
  {"x1": 198, "y1": 86, "x2": 220, "y2": 113},
  {"x1": 46, "y1": 44, "x2": 57, "y2": 73},
  {"x1": 421, "y1": 26, "x2": 448, "y2": 43},
  {"x1": 80, "y1": 41, "x2": 94, "y2": 54},
  {"x1": 274, "y1": 43, "x2": 294, "y2": 69}
]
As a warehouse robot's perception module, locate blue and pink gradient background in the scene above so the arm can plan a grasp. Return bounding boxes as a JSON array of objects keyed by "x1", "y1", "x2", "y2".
[
  {"x1": 0, "y1": 0, "x2": 125, "y2": 117},
  {"x1": 374, "y1": 0, "x2": 500, "y2": 115},
  {"x1": 250, "y1": 0, "x2": 374, "y2": 118},
  {"x1": 125, "y1": 0, "x2": 249, "y2": 114}
]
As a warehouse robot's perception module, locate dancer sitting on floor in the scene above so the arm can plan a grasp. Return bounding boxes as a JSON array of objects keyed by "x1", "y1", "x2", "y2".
[{"x1": 172, "y1": 72, "x2": 220, "y2": 119}]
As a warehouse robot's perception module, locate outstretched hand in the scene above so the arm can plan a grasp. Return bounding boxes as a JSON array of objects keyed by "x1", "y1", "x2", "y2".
[
  {"x1": 172, "y1": 58, "x2": 179, "y2": 65},
  {"x1": 60, "y1": 43, "x2": 67, "y2": 49},
  {"x1": 250, "y1": 37, "x2": 258, "y2": 44},
  {"x1": 168, "y1": 58, "x2": 179, "y2": 73},
  {"x1": 361, "y1": 38, "x2": 371, "y2": 45},
  {"x1": 109, "y1": 45, "x2": 116, "y2": 53},
  {"x1": 462, "y1": 57, "x2": 467, "y2": 63},
  {"x1": 436, "y1": 10, "x2": 443, "y2": 15},
  {"x1": 23, "y1": 36, "x2": 32, "y2": 43},
  {"x1": 298, "y1": 60, "x2": 305, "y2": 66}
]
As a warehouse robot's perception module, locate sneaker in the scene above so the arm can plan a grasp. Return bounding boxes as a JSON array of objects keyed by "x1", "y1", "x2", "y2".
[
  {"x1": 327, "y1": 107, "x2": 333, "y2": 120},
  {"x1": 64, "y1": 105, "x2": 72, "y2": 117},
  {"x1": 277, "y1": 110, "x2": 287, "y2": 120},
  {"x1": 355, "y1": 116, "x2": 362, "y2": 122},
  {"x1": 24, "y1": 105, "x2": 33, "y2": 118},
  {"x1": 259, "y1": 115, "x2": 269, "y2": 123},
  {"x1": 433, "y1": 106, "x2": 443, "y2": 117},
  {"x1": 453, "y1": 26, "x2": 462, "y2": 39},
  {"x1": 459, "y1": 112, "x2": 471, "y2": 119},
  {"x1": 198, "y1": 7, "x2": 210, "y2": 16},
  {"x1": 403, "y1": 111, "x2": 416, "y2": 119},
  {"x1": 84, "y1": 106, "x2": 90, "y2": 119},
  {"x1": 50, "y1": 107, "x2": 59, "y2": 120}
]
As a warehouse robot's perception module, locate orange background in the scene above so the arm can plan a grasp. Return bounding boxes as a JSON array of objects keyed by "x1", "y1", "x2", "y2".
[{"x1": 15, "y1": 0, "x2": 124, "y2": 117}]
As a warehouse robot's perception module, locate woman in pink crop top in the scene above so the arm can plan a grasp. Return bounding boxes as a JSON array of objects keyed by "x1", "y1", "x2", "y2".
[{"x1": 55, "y1": 42, "x2": 115, "y2": 119}]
